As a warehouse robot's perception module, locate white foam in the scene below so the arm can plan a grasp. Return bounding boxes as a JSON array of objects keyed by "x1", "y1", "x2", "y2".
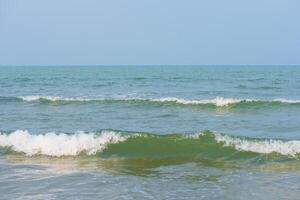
[
  {"x1": 19, "y1": 95, "x2": 244, "y2": 106},
  {"x1": 18, "y1": 96, "x2": 96, "y2": 102},
  {"x1": 214, "y1": 133, "x2": 300, "y2": 156},
  {"x1": 17, "y1": 95, "x2": 300, "y2": 107},
  {"x1": 0, "y1": 130, "x2": 126, "y2": 157},
  {"x1": 273, "y1": 98, "x2": 300, "y2": 104},
  {"x1": 151, "y1": 97, "x2": 245, "y2": 107}
]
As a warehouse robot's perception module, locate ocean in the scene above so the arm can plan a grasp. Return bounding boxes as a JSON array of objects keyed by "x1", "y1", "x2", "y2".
[{"x1": 1, "y1": 65, "x2": 300, "y2": 199}]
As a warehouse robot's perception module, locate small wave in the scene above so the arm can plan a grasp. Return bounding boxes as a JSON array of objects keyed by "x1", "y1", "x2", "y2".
[
  {"x1": 15, "y1": 95, "x2": 300, "y2": 107},
  {"x1": 19, "y1": 96, "x2": 97, "y2": 102},
  {"x1": 236, "y1": 85, "x2": 280, "y2": 90},
  {"x1": 214, "y1": 133, "x2": 300, "y2": 157},
  {"x1": 1, "y1": 130, "x2": 300, "y2": 158},
  {"x1": 150, "y1": 97, "x2": 244, "y2": 107},
  {"x1": 272, "y1": 98, "x2": 300, "y2": 104}
]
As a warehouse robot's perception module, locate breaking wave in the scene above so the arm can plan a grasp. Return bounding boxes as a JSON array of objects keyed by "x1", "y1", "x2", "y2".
[
  {"x1": 0, "y1": 130, "x2": 127, "y2": 157},
  {"x1": 1, "y1": 95, "x2": 300, "y2": 107},
  {"x1": 1, "y1": 130, "x2": 300, "y2": 159}
]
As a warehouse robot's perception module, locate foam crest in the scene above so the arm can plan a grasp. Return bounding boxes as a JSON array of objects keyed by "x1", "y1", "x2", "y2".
[
  {"x1": 19, "y1": 96, "x2": 95, "y2": 102},
  {"x1": 17, "y1": 96, "x2": 245, "y2": 106},
  {"x1": 16, "y1": 95, "x2": 300, "y2": 107},
  {"x1": 0, "y1": 130, "x2": 126, "y2": 157},
  {"x1": 214, "y1": 133, "x2": 300, "y2": 156},
  {"x1": 151, "y1": 97, "x2": 243, "y2": 106},
  {"x1": 273, "y1": 98, "x2": 300, "y2": 104}
]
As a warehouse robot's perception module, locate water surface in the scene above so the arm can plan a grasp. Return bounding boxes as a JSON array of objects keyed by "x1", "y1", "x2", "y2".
[{"x1": 1, "y1": 66, "x2": 300, "y2": 199}]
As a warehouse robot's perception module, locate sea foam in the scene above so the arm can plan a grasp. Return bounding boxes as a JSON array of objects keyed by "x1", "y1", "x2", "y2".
[
  {"x1": 150, "y1": 97, "x2": 245, "y2": 107},
  {"x1": 214, "y1": 133, "x2": 300, "y2": 156},
  {"x1": 0, "y1": 130, "x2": 126, "y2": 157},
  {"x1": 17, "y1": 95, "x2": 300, "y2": 107},
  {"x1": 19, "y1": 96, "x2": 96, "y2": 102}
]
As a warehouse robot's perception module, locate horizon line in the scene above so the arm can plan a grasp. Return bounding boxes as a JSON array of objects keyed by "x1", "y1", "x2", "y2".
[{"x1": 1, "y1": 64, "x2": 300, "y2": 67}]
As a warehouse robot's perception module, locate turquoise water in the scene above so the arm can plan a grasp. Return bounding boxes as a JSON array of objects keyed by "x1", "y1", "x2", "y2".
[{"x1": 1, "y1": 66, "x2": 300, "y2": 199}]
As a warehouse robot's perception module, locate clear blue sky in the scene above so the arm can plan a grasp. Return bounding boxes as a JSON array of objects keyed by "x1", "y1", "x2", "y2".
[{"x1": 0, "y1": 0, "x2": 299, "y2": 65}]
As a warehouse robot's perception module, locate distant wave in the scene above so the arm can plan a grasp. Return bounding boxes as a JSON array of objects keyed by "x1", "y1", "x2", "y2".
[
  {"x1": 1, "y1": 130, "x2": 300, "y2": 158},
  {"x1": 10, "y1": 95, "x2": 300, "y2": 107},
  {"x1": 19, "y1": 96, "x2": 97, "y2": 102}
]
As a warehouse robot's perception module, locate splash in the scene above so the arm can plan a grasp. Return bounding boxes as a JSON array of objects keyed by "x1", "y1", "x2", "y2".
[{"x1": 0, "y1": 130, "x2": 126, "y2": 157}]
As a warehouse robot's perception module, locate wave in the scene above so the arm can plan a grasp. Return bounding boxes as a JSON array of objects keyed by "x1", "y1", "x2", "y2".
[
  {"x1": 214, "y1": 134, "x2": 300, "y2": 157},
  {"x1": 19, "y1": 96, "x2": 97, "y2": 102},
  {"x1": 1, "y1": 95, "x2": 300, "y2": 107},
  {"x1": 1, "y1": 130, "x2": 300, "y2": 159},
  {"x1": 0, "y1": 130, "x2": 127, "y2": 157}
]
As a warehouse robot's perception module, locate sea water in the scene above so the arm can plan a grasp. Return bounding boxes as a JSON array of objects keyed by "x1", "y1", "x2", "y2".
[{"x1": 1, "y1": 65, "x2": 300, "y2": 199}]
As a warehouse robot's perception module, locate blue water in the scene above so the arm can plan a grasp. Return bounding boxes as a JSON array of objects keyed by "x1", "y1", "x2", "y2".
[{"x1": 1, "y1": 66, "x2": 300, "y2": 199}]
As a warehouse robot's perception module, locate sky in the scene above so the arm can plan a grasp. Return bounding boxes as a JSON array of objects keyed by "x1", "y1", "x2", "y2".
[{"x1": 0, "y1": 0, "x2": 299, "y2": 65}]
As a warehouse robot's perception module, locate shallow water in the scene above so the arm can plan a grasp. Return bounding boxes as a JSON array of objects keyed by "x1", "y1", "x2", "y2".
[{"x1": 1, "y1": 66, "x2": 300, "y2": 199}]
